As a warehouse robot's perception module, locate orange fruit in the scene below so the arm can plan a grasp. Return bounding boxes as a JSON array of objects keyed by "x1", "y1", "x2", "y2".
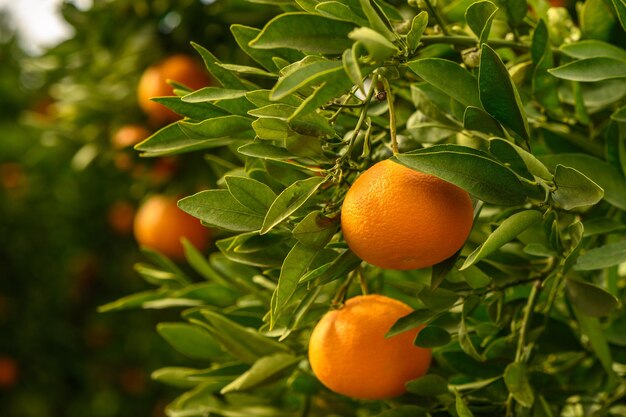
[
  {"x1": 107, "y1": 201, "x2": 136, "y2": 235},
  {"x1": 0, "y1": 356, "x2": 19, "y2": 389},
  {"x1": 111, "y1": 125, "x2": 150, "y2": 149},
  {"x1": 308, "y1": 294, "x2": 431, "y2": 399},
  {"x1": 133, "y1": 195, "x2": 210, "y2": 260},
  {"x1": 341, "y1": 159, "x2": 473, "y2": 270},
  {"x1": 137, "y1": 54, "x2": 210, "y2": 125}
]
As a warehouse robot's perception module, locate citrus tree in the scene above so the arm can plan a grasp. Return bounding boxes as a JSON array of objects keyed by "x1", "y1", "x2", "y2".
[{"x1": 102, "y1": 0, "x2": 626, "y2": 416}]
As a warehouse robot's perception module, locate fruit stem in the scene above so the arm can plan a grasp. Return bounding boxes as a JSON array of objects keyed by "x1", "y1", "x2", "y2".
[
  {"x1": 356, "y1": 267, "x2": 368, "y2": 295},
  {"x1": 381, "y1": 77, "x2": 398, "y2": 154},
  {"x1": 515, "y1": 280, "x2": 540, "y2": 362},
  {"x1": 506, "y1": 279, "x2": 541, "y2": 416},
  {"x1": 343, "y1": 74, "x2": 379, "y2": 161},
  {"x1": 331, "y1": 271, "x2": 356, "y2": 308}
]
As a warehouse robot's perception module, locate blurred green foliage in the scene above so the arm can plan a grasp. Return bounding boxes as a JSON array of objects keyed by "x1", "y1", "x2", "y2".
[{"x1": 0, "y1": 1, "x2": 282, "y2": 416}]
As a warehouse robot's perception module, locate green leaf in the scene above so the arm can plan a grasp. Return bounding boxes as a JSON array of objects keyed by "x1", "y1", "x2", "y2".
[
  {"x1": 552, "y1": 165, "x2": 604, "y2": 210},
  {"x1": 225, "y1": 176, "x2": 277, "y2": 214},
  {"x1": 150, "y1": 96, "x2": 225, "y2": 121},
  {"x1": 292, "y1": 211, "x2": 338, "y2": 249},
  {"x1": 151, "y1": 367, "x2": 205, "y2": 389},
  {"x1": 386, "y1": 309, "x2": 437, "y2": 338},
  {"x1": 532, "y1": 20, "x2": 562, "y2": 117},
  {"x1": 414, "y1": 325, "x2": 452, "y2": 347},
  {"x1": 231, "y1": 24, "x2": 304, "y2": 72},
  {"x1": 152, "y1": 363, "x2": 247, "y2": 390},
  {"x1": 349, "y1": 27, "x2": 398, "y2": 62},
  {"x1": 182, "y1": 240, "x2": 231, "y2": 286},
  {"x1": 189, "y1": 310, "x2": 290, "y2": 364},
  {"x1": 549, "y1": 58, "x2": 626, "y2": 82},
  {"x1": 220, "y1": 353, "x2": 300, "y2": 394},
  {"x1": 580, "y1": 0, "x2": 618, "y2": 41},
  {"x1": 462, "y1": 210, "x2": 543, "y2": 269},
  {"x1": 394, "y1": 145, "x2": 527, "y2": 205},
  {"x1": 300, "y1": 249, "x2": 362, "y2": 285},
  {"x1": 178, "y1": 190, "x2": 264, "y2": 232},
  {"x1": 540, "y1": 153, "x2": 626, "y2": 210},
  {"x1": 612, "y1": 105, "x2": 626, "y2": 122},
  {"x1": 560, "y1": 40, "x2": 626, "y2": 62},
  {"x1": 214, "y1": 234, "x2": 290, "y2": 269},
  {"x1": 358, "y1": 0, "x2": 397, "y2": 41},
  {"x1": 238, "y1": 142, "x2": 295, "y2": 160},
  {"x1": 583, "y1": 218, "x2": 626, "y2": 237},
  {"x1": 271, "y1": 242, "x2": 319, "y2": 323},
  {"x1": 376, "y1": 406, "x2": 429, "y2": 417},
  {"x1": 504, "y1": 362, "x2": 535, "y2": 408},
  {"x1": 261, "y1": 176, "x2": 325, "y2": 234},
  {"x1": 455, "y1": 391, "x2": 475, "y2": 417},
  {"x1": 134, "y1": 263, "x2": 188, "y2": 288},
  {"x1": 408, "y1": 58, "x2": 481, "y2": 108},
  {"x1": 489, "y1": 138, "x2": 552, "y2": 180},
  {"x1": 342, "y1": 46, "x2": 364, "y2": 94},
  {"x1": 405, "y1": 374, "x2": 449, "y2": 396},
  {"x1": 315, "y1": 1, "x2": 369, "y2": 26},
  {"x1": 252, "y1": 118, "x2": 292, "y2": 140},
  {"x1": 574, "y1": 240, "x2": 626, "y2": 271},
  {"x1": 613, "y1": 0, "x2": 626, "y2": 30},
  {"x1": 500, "y1": 0, "x2": 528, "y2": 26},
  {"x1": 290, "y1": 72, "x2": 357, "y2": 118},
  {"x1": 566, "y1": 278, "x2": 619, "y2": 317},
  {"x1": 459, "y1": 317, "x2": 485, "y2": 362},
  {"x1": 479, "y1": 44, "x2": 530, "y2": 141},
  {"x1": 157, "y1": 323, "x2": 223, "y2": 360},
  {"x1": 572, "y1": 307, "x2": 618, "y2": 381},
  {"x1": 271, "y1": 60, "x2": 343, "y2": 100},
  {"x1": 465, "y1": 1, "x2": 498, "y2": 44},
  {"x1": 182, "y1": 87, "x2": 248, "y2": 103},
  {"x1": 418, "y1": 287, "x2": 458, "y2": 311},
  {"x1": 191, "y1": 42, "x2": 251, "y2": 90},
  {"x1": 406, "y1": 11, "x2": 428, "y2": 53},
  {"x1": 135, "y1": 123, "x2": 239, "y2": 157},
  {"x1": 250, "y1": 13, "x2": 355, "y2": 54},
  {"x1": 461, "y1": 265, "x2": 492, "y2": 289},
  {"x1": 97, "y1": 289, "x2": 167, "y2": 313},
  {"x1": 463, "y1": 106, "x2": 505, "y2": 137},
  {"x1": 179, "y1": 115, "x2": 253, "y2": 139}
]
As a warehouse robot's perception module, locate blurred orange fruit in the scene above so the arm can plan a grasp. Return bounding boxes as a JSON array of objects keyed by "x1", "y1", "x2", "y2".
[
  {"x1": 308, "y1": 294, "x2": 431, "y2": 399},
  {"x1": 107, "y1": 201, "x2": 136, "y2": 235},
  {"x1": 137, "y1": 54, "x2": 210, "y2": 125},
  {"x1": 341, "y1": 159, "x2": 473, "y2": 270},
  {"x1": 133, "y1": 195, "x2": 210, "y2": 260},
  {"x1": 111, "y1": 125, "x2": 150, "y2": 150},
  {"x1": 0, "y1": 356, "x2": 19, "y2": 389}
]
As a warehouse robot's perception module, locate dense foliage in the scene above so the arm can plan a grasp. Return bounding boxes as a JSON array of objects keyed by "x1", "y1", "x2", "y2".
[
  {"x1": 4, "y1": 0, "x2": 626, "y2": 416},
  {"x1": 100, "y1": 0, "x2": 626, "y2": 416}
]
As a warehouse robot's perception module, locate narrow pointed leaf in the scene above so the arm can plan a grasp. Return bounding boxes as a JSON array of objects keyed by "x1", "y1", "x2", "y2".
[
  {"x1": 261, "y1": 177, "x2": 325, "y2": 234},
  {"x1": 549, "y1": 58, "x2": 626, "y2": 82},
  {"x1": 479, "y1": 44, "x2": 530, "y2": 141},
  {"x1": 462, "y1": 210, "x2": 542, "y2": 269}
]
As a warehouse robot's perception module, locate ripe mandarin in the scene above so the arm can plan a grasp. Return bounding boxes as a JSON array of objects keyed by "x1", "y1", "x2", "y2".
[
  {"x1": 308, "y1": 294, "x2": 431, "y2": 399},
  {"x1": 341, "y1": 159, "x2": 473, "y2": 270},
  {"x1": 137, "y1": 54, "x2": 210, "y2": 125},
  {"x1": 133, "y1": 195, "x2": 210, "y2": 260},
  {"x1": 111, "y1": 125, "x2": 150, "y2": 149}
]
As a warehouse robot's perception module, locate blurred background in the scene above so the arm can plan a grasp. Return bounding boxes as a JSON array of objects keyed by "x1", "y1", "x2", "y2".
[{"x1": 0, "y1": 1, "x2": 279, "y2": 416}]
